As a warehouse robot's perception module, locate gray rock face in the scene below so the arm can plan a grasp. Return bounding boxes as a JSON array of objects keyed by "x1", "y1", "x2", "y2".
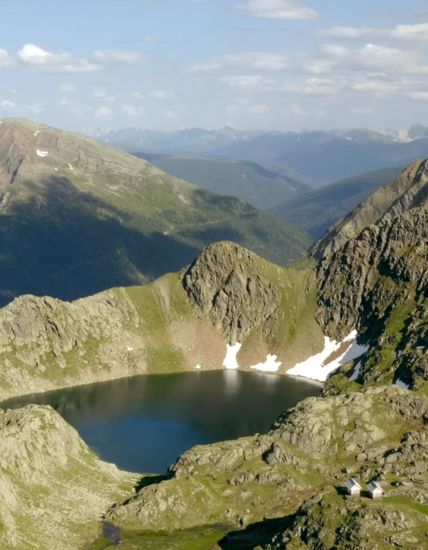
[
  {"x1": 316, "y1": 206, "x2": 428, "y2": 340},
  {"x1": 183, "y1": 241, "x2": 281, "y2": 343}
]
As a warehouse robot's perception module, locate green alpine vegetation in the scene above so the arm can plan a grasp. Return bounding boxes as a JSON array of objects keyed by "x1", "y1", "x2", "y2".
[
  {"x1": 0, "y1": 118, "x2": 310, "y2": 306},
  {"x1": 134, "y1": 153, "x2": 310, "y2": 211}
]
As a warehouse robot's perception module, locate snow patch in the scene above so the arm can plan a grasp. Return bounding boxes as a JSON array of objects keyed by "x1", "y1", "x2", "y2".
[
  {"x1": 395, "y1": 378, "x2": 410, "y2": 390},
  {"x1": 250, "y1": 354, "x2": 282, "y2": 373},
  {"x1": 36, "y1": 149, "x2": 49, "y2": 158},
  {"x1": 34, "y1": 130, "x2": 40, "y2": 137},
  {"x1": 68, "y1": 163, "x2": 74, "y2": 171},
  {"x1": 194, "y1": 364, "x2": 202, "y2": 370},
  {"x1": 287, "y1": 330, "x2": 369, "y2": 383},
  {"x1": 223, "y1": 343, "x2": 242, "y2": 370},
  {"x1": 127, "y1": 346, "x2": 134, "y2": 352}
]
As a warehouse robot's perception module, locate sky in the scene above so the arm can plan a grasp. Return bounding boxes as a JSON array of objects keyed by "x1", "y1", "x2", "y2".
[{"x1": 1, "y1": 0, "x2": 428, "y2": 133}]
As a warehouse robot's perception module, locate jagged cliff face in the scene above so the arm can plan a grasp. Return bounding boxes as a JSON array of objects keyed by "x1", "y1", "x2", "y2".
[{"x1": 317, "y1": 206, "x2": 427, "y2": 340}]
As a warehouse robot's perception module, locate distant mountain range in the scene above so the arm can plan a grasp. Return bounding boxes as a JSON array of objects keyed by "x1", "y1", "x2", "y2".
[
  {"x1": 102, "y1": 125, "x2": 428, "y2": 186},
  {"x1": 0, "y1": 118, "x2": 310, "y2": 305}
]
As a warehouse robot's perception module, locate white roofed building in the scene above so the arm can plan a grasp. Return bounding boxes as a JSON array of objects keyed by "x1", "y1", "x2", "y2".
[
  {"x1": 345, "y1": 478, "x2": 362, "y2": 496},
  {"x1": 368, "y1": 481, "x2": 384, "y2": 499}
]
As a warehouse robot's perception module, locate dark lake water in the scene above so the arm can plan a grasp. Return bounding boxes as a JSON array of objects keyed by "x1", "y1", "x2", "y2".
[{"x1": 2, "y1": 371, "x2": 320, "y2": 473}]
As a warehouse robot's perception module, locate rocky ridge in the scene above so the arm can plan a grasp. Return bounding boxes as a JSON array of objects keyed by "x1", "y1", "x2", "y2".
[
  {"x1": 314, "y1": 160, "x2": 427, "y2": 392},
  {"x1": 183, "y1": 241, "x2": 281, "y2": 343},
  {"x1": 0, "y1": 404, "x2": 137, "y2": 550}
]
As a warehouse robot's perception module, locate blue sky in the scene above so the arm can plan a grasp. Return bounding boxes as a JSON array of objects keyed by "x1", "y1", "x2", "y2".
[{"x1": 1, "y1": 0, "x2": 428, "y2": 132}]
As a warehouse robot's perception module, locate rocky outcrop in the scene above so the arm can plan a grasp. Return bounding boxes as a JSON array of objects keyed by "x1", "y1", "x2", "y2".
[
  {"x1": 316, "y1": 206, "x2": 428, "y2": 340},
  {"x1": 107, "y1": 386, "x2": 427, "y2": 546},
  {"x1": 0, "y1": 404, "x2": 137, "y2": 549},
  {"x1": 183, "y1": 241, "x2": 282, "y2": 342},
  {"x1": 313, "y1": 159, "x2": 427, "y2": 390}
]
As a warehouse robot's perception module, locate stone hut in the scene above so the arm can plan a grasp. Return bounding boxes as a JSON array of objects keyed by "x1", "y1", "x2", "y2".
[{"x1": 345, "y1": 478, "x2": 362, "y2": 496}]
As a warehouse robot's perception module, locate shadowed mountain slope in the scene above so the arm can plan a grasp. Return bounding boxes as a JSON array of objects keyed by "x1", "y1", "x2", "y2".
[
  {"x1": 270, "y1": 166, "x2": 403, "y2": 238},
  {"x1": 0, "y1": 118, "x2": 310, "y2": 306}
]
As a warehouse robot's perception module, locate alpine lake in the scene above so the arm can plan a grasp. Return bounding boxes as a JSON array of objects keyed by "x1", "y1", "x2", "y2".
[{"x1": 2, "y1": 370, "x2": 320, "y2": 473}]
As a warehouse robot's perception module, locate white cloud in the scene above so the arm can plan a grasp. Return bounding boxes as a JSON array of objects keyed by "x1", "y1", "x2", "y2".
[
  {"x1": 321, "y1": 44, "x2": 349, "y2": 57},
  {"x1": 93, "y1": 50, "x2": 149, "y2": 63},
  {"x1": 303, "y1": 58, "x2": 337, "y2": 75},
  {"x1": 0, "y1": 100, "x2": 15, "y2": 109},
  {"x1": 350, "y1": 106, "x2": 375, "y2": 114},
  {"x1": 59, "y1": 84, "x2": 77, "y2": 93},
  {"x1": 285, "y1": 103, "x2": 307, "y2": 116},
  {"x1": 221, "y1": 74, "x2": 276, "y2": 90},
  {"x1": 131, "y1": 91, "x2": 144, "y2": 100},
  {"x1": 302, "y1": 41, "x2": 428, "y2": 80},
  {"x1": 93, "y1": 89, "x2": 116, "y2": 102},
  {"x1": 318, "y1": 26, "x2": 373, "y2": 39},
  {"x1": 407, "y1": 91, "x2": 428, "y2": 100},
  {"x1": 0, "y1": 49, "x2": 13, "y2": 67},
  {"x1": 357, "y1": 43, "x2": 427, "y2": 74},
  {"x1": 162, "y1": 109, "x2": 177, "y2": 119},
  {"x1": 18, "y1": 43, "x2": 101, "y2": 73},
  {"x1": 190, "y1": 52, "x2": 288, "y2": 73},
  {"x1": 302, "y1": 77, "x2": 345, "y2": 96},
  {"x1": 94, "y1": 106, "x2": 113, "y2": 119},
  {"x1": 149, "y1": 89, "x2": 175, "y2": 100},
  {"x1": 247, "y1": 103, "x2": 269, "y2": 114},
  {"x1": 121, "y1": 104, "x2": 145, "y2": 117},
  {"x1": 239, "y1": 0, "x2": 318, "y2": 20},
  {"x1": 319, "y1": 22, "x2": 428, "y2": 42}
]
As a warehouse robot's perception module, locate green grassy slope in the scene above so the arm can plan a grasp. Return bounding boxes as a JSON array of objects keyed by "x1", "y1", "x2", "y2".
[
  {"x1": 134, "y1": 153, "x2": 310, "y2": 210},
  {"x1": 0, "y1": 118, "x2": 310, "y2": 306},
  {"x1": 0, "y1": 242, "x2": 323, "y2": 401}
]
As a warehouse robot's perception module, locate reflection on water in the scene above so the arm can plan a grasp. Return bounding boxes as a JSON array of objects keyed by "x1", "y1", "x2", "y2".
[{"x1": 2, "y1": 371, "x2": 320, "y2": 473}]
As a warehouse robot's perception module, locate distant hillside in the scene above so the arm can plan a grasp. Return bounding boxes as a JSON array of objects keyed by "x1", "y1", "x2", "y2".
[
  {"x1": 214, "y1": 131, "x2": 428, "y2": 185},
  {"x1": 134, "y1": 153, "x2": 310, "y2": 210},
  {"x1": 0, "y1": 118, "x2": 311, "y2": 305},
  {"x1": 104, "y1": 126, "x2": 428, "y2": 186},
  {"x1": 270, "y1": 166, "x2": 403, "y2": 238}
]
